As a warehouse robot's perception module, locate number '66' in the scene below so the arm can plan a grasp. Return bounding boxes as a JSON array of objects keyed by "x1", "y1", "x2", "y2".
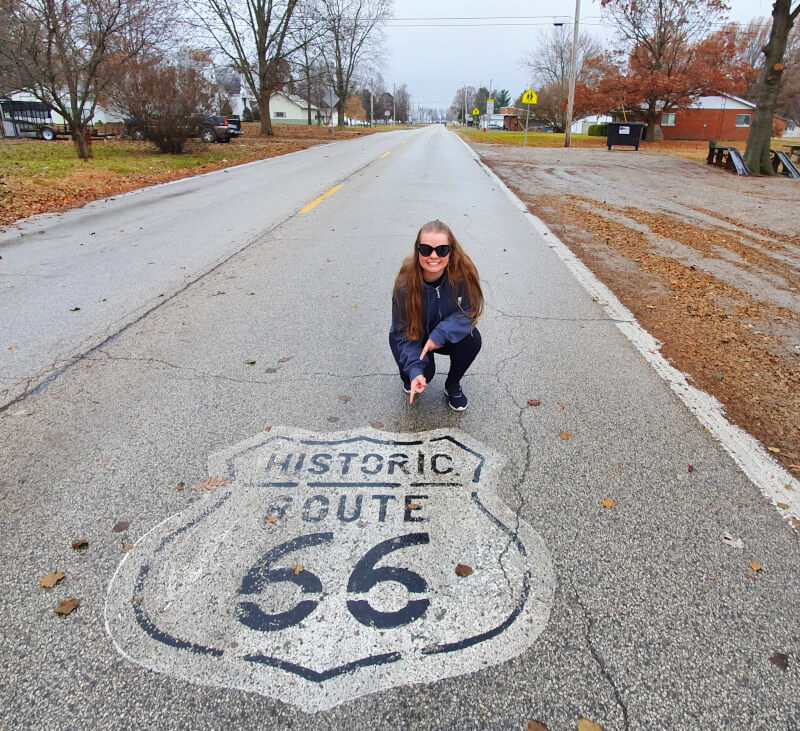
[{"x1": 236, "y1": 532, "x2": 430, "y2": 632}]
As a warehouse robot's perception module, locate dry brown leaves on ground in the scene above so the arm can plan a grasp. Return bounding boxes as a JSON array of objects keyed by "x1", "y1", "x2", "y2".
[{"x1": 515, "y1": 190, "x2": 799, "y2": 479}]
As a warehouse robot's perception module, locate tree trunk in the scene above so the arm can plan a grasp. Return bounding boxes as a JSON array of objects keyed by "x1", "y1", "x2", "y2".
[
  {"x1": 744, "y1": 0, "x2": 797, "y2": 175},
  {"x1": 306, "y1": 74, "x2": 312, "y2": 125},
  {"x1": 642, "y1": 109, "x2": 659, "y2": 141},
  {"x1": 336, "y1": 97, "x2": 345, "y2": 129},
  {"x1": 259, "y1": 94, "x2": 274, "y2": 136},
  {"x1": 71, "y1": 124, "x2": 92, "y2": 159}
]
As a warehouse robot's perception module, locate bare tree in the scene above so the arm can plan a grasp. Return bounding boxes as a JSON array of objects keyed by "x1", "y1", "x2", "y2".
[
  {"x1": 189, "y1": 0, "x2": 304, "y2": 135},
  {"x1": 318, "y1": 0, "x2": 393, "y2": 128},
  {"x1": 449, "y1": 85, "x2": 476, "y2": 123},
  {"x1": 744, "y1": 0, "x2": 800, "y2": 174},
  {"x1": 521, "y1": 25, "x2": 602, "y2": 89},
  {"x1": 106, "y1": 58, "x2": 216, "y2": 152},
  {"x1": 0, "y1": 0, "x2": 175, "y2": 158},
  {"x1": 287, "y1": 0, "x2": 327, "y2": 124},
  {"x1": 394, "y1": 83, "x2": 410, "y2": 122}
]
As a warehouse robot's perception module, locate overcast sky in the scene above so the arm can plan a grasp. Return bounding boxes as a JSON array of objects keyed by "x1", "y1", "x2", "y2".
[{"x1": 382, "y1": 0, "x2": 778, "y2": 112}]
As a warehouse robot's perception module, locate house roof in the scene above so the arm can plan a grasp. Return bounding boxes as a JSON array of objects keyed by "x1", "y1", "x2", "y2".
[{"x1": 273, "y1": 90, "x2": 318, "y2": 112}]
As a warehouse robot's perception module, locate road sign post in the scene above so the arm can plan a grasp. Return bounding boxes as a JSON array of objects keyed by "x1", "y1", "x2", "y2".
[{"x1": 521, "y1": 89, "x2": 538, "y2": 147}]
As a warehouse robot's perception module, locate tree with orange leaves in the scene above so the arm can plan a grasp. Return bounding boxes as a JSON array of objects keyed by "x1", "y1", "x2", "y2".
[{"x1": 598, "y1": 0, "x2": 751, "y2": 140}]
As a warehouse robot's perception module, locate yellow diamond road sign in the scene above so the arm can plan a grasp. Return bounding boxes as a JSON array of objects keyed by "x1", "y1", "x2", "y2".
[{"x1": 522, "y1": 89, "x2": 538, "y2": 105}]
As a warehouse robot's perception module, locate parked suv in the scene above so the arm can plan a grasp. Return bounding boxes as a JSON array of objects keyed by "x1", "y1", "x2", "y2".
[{"x1": 124, "y1": 114, "x2": 243, "y2": 143}]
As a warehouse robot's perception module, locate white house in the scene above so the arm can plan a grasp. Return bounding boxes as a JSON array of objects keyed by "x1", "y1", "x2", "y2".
[
  {"x1": 784, "y1": 120, "x2": 800, "y2": 138},
  {"x1": 571, "y1": 114, "x2": 612, "y2": 134},
  {"x1": 268, "y1": 91, "x2": 320, "y2": 124}
]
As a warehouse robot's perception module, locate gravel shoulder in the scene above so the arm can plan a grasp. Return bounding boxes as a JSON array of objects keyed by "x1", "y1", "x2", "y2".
[{"x1": 470, "y1": 142, "x2": 800, "y2": 480}]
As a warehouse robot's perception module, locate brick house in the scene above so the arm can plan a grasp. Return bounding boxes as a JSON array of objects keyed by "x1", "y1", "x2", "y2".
[{"x1": 658, "y1": 94, "x2": 757, "y2": 141}]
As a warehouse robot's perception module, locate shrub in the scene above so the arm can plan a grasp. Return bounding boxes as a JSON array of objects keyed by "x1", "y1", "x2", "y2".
[{"x1": 588, "y1": 124, "x2": 608, "y2": 136}]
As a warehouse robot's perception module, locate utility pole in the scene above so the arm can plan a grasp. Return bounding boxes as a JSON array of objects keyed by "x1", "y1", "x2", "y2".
[
  {"x1": 393, "y1": 82, "x2": 396, "y2": 125},
  {"x1": 564, "y1": 0, "x2": 581, "y2": 148}
]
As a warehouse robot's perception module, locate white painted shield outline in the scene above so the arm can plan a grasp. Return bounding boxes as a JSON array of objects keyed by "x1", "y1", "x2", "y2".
[{"x1": 106, "y1": 428, "x2": 555, "y2": 709}]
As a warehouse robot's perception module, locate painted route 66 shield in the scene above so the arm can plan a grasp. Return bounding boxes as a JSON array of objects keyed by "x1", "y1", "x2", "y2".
[{"x1": 106, "y1": 427, "x2": 555, "y2": 711}]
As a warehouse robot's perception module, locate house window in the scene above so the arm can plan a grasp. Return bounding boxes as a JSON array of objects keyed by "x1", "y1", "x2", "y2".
[
  {"x1": 735, "y1": 113, "x2": 751, "y2": 127},
  {"x1": 661, "y1": 113, "x2": 676, "y2": 126},
  {"x1": 273, "y1": 111, "x2": 286, "y2": 118}
]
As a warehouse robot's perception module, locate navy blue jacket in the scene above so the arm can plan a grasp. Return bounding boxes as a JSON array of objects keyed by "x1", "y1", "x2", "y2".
[{"x1": 389, "y1": 274, "x2": 478, "y2": 382}]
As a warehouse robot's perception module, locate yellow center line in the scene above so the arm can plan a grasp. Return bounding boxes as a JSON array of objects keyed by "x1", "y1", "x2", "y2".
[
  {"x1": 380, "y1": 151, "x2": 391, "y2": 159},
  {"x1": 299, "y1": 184, "x2": 343, "y2": 214}
]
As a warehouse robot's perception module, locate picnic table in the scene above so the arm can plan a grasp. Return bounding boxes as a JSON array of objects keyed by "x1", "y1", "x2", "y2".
[
  {"x1": 783, "y1": 144, "x2": 800, "y2": 163},
  {"x1": 707, "y1": 142, "x2": 750, "y2": 176}
]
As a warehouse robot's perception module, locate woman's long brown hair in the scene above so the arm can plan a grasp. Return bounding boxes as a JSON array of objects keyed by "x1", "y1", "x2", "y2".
[{"x1": 393, "y1": 220, "x2": 484, "y2": 341}]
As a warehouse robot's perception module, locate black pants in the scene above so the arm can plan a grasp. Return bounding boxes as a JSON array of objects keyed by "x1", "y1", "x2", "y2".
[{"x1": 390, "y1": 329, "x2": 482, "y2": 390}]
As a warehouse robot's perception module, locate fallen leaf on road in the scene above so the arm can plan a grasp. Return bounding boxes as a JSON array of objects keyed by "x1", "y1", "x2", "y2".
[
  {"x1": 791, "y1": 518, "x2": 800, "y2": 528},
  {"x1": 99, "y1": 460, "x2": 109, "y2": 467},
  {"x1": 527, "y1": 399, "x2": 541, "y2": 406},
  {"x1": 278, "y1": 357, "x2": 290, "y2": 363},
  {"x1": 577, "y1": 719, "x2": 603, "y2": 731},
  {"x1": 749, "y1": 561, "x2": 762, "y2": 572},
  {"x1": 767, "y1": 446, "x2": 780, "y2": 454},
  {"x1": 407, "y1": 503, "x2": 420, "y2": 510},
  {"x1": 112, "y1": 520, "x2": 130, "y2": 533},
  {"x1": 338, "y1": 395, "x2": 352, "y2": 403},
  {"x1": 69, "y1": 306, "x2": 80, "y2": 311},
  {"x1": 194, "y1": 475, "x2": 228, "y2": 491},
  {"x1": 264, "y1": 425, "x2": 272, "y2": 431},
  {"x1": 245, "y1": 359, "x2": 256, "y2": 365},
  {"x1": 71, "y1": 539, "x2": 88, "y2": 550},
  {"x1": 602, "y1": 498, "x2": 616, "y2": 509},
  {"x1": 176, "y1": 481, "x2": 185, "y2": 490},
  {"x1": 8, "y1": 345, "x2": 17, "y2": 351},
  {"x1": 722, "y1": 532, "x2": 744, "y2": 549},
  {"x1": 55, "y1": 598, "x2": 79, "y2": 615},
  {"x1": 40, "y1": 571, "x2": 66, "y2": 588},
  {"x1": 292, "y1": 565, "x2": 304, "y2": 575},
  {"x1": 213, "y1": 290, "x2": 225, "y2": 296},
  {"x1": 266, "y1": 515, "x2": 277, "y2": 523},
  {"x1": 770, "y1": 652, "x2": 789, "y2": 671},
  {"x1": 527, "y1": 721, "x2": 549, "y2": 731},
  {"x1": 370, "y1": 421, "x2": 384, "y2": 429},
  {"x1": 776, "y1": 502, "x2": 789, "y2": 509},
  {"x1": 580, "y1": 324, "x2": 586, "y2": 328},
  {"x1": 455, "y1": 564, "x2": 473, "y2": 578},
  {"x1": 557, "y1": 403, "x2": 564, "y2": 409},
  {"x1": 559, "y1": 431, "x2": 573, "y2": 440},
  {"x1": 688, "y1": 464, "x2": 694, "y2": 473},
  {"x1": 120, "y1": 545, "x2": 133, "y2": 553},
  {"x1": 784, "y1": 483, "x2": 796, "y2": 492},
  {"x1": 246, "y1": 291, "x2": 255, "y2": 295}
]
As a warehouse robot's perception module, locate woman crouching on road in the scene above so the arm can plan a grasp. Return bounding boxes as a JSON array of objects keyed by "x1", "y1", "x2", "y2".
[{"x1": 389, "y1": 219, "x2": 483, "y2": 411}]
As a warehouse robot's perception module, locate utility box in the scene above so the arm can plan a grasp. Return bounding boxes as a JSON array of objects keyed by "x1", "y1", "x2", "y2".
[{"x1": 607, "y1": 122, "x2": 646, "y2": 150}]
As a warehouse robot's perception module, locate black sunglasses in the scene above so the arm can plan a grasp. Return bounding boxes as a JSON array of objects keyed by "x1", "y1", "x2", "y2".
[{"x1": 417, "y1": 244, "x2": 452, "y2": 257}]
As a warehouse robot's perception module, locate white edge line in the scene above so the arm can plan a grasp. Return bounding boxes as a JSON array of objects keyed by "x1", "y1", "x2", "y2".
[{"x1": 456, "y1": 134, "x2": 800, "y2": 523}]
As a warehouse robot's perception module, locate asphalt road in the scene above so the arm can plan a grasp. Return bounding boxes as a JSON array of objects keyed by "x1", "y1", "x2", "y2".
[{"x1": 1, "y1": 125, "x2": 798, "y2": 730}]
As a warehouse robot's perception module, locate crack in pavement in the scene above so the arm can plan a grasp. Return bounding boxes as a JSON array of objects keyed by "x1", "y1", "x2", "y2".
[
  {"x1": 485, "y1": 302, "x2": 633, "y2": 323},
  {"x1": 567, "y1": 572, "x2": 631, "y2": 730},
  {"x1": 490, "y1": 334, "x2": 531, "y2": 595},
  {"x1": 76, "y1": 351, "x2": 401, "y2": 387}
]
